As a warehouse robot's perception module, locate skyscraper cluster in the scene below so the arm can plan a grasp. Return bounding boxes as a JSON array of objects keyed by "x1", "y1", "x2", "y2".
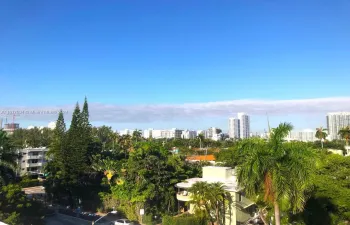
[{"x1": 228, "y1": 113, "x2": 250, "y2": 139}]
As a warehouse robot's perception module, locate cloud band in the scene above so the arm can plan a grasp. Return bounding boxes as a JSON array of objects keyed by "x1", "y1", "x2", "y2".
[{"x1": 0, "y1": 97, "x2": 349, "y2": 123}]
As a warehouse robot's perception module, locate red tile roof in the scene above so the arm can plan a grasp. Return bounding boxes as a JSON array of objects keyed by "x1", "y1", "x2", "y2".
[{"x1": 186, "y1": 155, "x2": 215, "y2": 161}]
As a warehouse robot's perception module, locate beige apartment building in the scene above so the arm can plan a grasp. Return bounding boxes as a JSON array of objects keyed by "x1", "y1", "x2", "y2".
[
  {"x1": 175, "y1": 166, "x2": 258, "y2": 225},
  {"x1": 18, "y1": 147, "x2": 48, "y2": 176}
]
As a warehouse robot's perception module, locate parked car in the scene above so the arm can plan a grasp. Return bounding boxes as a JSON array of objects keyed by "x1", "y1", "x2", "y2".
[{"x1": 111, "y1": 219, "x2": 134, "y2": 225}]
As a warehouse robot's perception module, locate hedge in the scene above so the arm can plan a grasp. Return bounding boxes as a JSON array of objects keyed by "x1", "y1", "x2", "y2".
[
  {"x1": 20, "y1": 178, "x2": 40, "y2": 188},
  {"x1": 162, "y1": 214, "x2": 206, "y2": 225}
]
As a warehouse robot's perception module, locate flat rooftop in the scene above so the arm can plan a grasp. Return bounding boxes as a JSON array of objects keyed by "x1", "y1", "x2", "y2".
[{"x1": 22, "y1": 186, "x2": 45, "y2": 195}]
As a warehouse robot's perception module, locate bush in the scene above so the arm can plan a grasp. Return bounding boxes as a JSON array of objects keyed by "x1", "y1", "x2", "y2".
[
  {"x1": 143, "y1": 214, "x2": 156, "y2": 225},
  {"x1": 162, "y1": 214, "x2": 206, "y2": 225},
  {"x1": 20, "y1": 177, "x2": 40, "y2": 188}
]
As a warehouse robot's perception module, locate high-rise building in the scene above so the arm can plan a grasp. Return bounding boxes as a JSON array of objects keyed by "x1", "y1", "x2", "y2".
[
  {"x1": 228, "y1": 118, "x2": 240, "y2": 139},
  {"x1": 181, "y1": 130, "x2": 197, "y2": 139},
  {"x1": 238, "y1": 113, "x2": 250, "y2": 139},
  {"x1": 327, "y1": 112, "x2": 350, "y2": 140},
  {"x1": 143, "y1": 129, "x2": 153, "y2": 139}
]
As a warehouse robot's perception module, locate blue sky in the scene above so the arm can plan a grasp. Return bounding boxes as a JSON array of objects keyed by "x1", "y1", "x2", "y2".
[{"x1": 1, "y1": 0, "x2": 350, "y2": 131}]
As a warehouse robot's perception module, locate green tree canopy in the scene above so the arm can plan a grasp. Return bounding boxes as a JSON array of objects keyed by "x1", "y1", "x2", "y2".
[
  {"x1": 338, "y1": 126, "x2": 350, "y2": 145},
  {"x1": 236, "y1": 123, "x2": 315, "y2": 225}
]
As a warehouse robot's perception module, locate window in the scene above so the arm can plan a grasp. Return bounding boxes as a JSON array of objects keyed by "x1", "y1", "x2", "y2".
[
  {"x1": 238, "y1": 193, "x2": 242, "y2": 202},
  {"x1": 22, "y1": 160, "x2": 25, "y2": 163}
]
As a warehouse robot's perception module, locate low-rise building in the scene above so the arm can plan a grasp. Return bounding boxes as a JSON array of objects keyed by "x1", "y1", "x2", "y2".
[
  {"x1": 285, "y1": 129, "x2": 318, "y2": 142},
  {"x1": 118, "y1": 129, "x2": 135, "y2": 136},
  {"x1": 142, "y1": 128, "x2": 183, "y2": 139},
  {"x1": 175, "y1": 166, "x2": 257, "y2": 225},
  {"x1": 18, "y1": 147, "x2": 48, "y2": 176},
  {"x1": 186, "y1": 155, "x2": 216, "y2": 165}
]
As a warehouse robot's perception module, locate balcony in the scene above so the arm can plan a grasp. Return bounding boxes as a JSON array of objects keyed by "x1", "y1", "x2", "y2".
[
  {"x1": 27, "y1": 155, "x2": 43, "y2": 159},
  {"x1": 176, "y1": 191, "x2": 191, "y2": 202},
  {"x1": 27, "y1": 162, "x2": 43, "y2": 167}
]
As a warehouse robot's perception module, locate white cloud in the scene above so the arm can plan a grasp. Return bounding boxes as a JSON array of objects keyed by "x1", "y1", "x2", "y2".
[{"x1": 1, "y1": 97, "x2": 350, "y2": 123}]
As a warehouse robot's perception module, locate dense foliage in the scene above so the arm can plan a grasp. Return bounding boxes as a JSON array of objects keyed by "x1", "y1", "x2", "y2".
[
  {"x1": 188, "y1": 181, "x2": 231, "y2": 225},
  {"x1": 162, "y1": 213, "x2": 207, "y2": 225},
  {"x1": 95, "y1": 141, "x2": 204, "y2": 221},
  {"x1": 0, "y1": 130, "x2": 45, "y2": 224},
  {"x1": 9, "y1": 127, "x2": 53, "y2": 149},
  {"x1": 4, "y1": 98, "x2": 349, "y2": 225},
  {"x1": 215, "y1": 128, "x2": 350, "y2": 225},
  {"x1": 41, "y1": 98, "x2": 207, "y2": 224},
  {"x1": 298, "y1": 152, "x2": 350, "y2": 225},
  {"x1": 44, "y1": 99, "x2": 104, "y2": 209}
]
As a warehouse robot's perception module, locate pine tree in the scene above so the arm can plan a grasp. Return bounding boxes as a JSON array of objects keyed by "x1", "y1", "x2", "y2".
[
  {"x1": 65, "y1": 103, "x2": 87, "y2": 177},
  {"x1": 47, "y1": 110, "x2": 66, "y2": 168},
  {"x1": 81, "y1": 97, "x2": 92, "y2": 143}
]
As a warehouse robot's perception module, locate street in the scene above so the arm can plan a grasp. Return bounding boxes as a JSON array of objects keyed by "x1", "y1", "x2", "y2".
[
  {"x1": 44, "y1": 213, "x2": 125, "y2": 225},
  {"x1": 45, "y1": 214, "x2": 91, "y2": 225}
]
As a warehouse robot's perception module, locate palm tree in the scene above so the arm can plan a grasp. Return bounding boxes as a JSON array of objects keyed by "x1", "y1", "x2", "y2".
[
  {"x1": 118, "y1": 134, "x2": 132, "y2": 158},
  {"x1": 188, "y1": 181, "x2": 230, "y2": 225},
  {"x1": 236, "y1": 123, "x2": 315, "y2": 225},
  {"x1": 209, "y1": 182, "x2": 230, "y2": 225},
  {"x1": 338, "y1": 126, "x2": 350, "y2": 146},
  {"x1": 315, "y1": 127, "x2": 328, "y2": 148},
  {"x1": 132, "y1": 130, "x2": 143, "y2": 144},
  {"x1": 0, "y1": 130, "x2": 18, "y2": 186},
  {"x1": 188, "y1": 181, "x2": 212, "y2": 220},
  {"x1": 91, "y1": 155, "x2": 119, "y2": 183}
]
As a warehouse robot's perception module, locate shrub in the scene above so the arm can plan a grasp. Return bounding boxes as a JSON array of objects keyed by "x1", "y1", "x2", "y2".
[
  {"x1": 19, "y1": 176, "x2": 40, "y2": 188},
  {"x1": 143, "y1": 214, "x2": 156, "y2": 225},
  {"x1": 162, "y1": 214, "x2": 206, "y2": 225}
]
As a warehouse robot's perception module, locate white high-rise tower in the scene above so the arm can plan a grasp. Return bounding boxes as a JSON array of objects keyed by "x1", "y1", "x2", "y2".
[
  {"x1": 327, "y1": 112, "x2": 350, "y2": 140},
  {"x1": 228, "y1": 118, "x2": 240, "y2": 139},
  {"x1": 238, "y1": 113, "x2": 250, "y2": 139}
]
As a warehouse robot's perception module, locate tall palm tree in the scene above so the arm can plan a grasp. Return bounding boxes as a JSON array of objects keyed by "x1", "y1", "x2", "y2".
[
  {"x1": 237, "y1": 123, "x2": 315, "y2": 225},
  {"x1": 315, "y1": 127, "x2": 328, "y2": 148},
  {"x1": 338, "y1": 126, "x2": 350, "y2": 146}
]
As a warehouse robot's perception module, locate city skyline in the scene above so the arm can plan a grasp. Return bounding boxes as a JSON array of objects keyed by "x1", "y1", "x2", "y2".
[{"x1": 3, "y1": 110, "x2": 350, "y2": 134}]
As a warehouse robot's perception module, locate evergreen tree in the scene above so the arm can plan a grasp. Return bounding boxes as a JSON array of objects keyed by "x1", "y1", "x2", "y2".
[
  {"x1": 65, "y1": 103, "x2": 87, "y2": 176},
  {"x1": 47, "y1": 110, "x2": 66, "y2": 168},
  {"x1": 81, "y1": 97, "x2": 92, "y2": 150},
  {"x1": 82, "y1": 97, "x2": 90, "y2": 125},
  {"x1": 43, "y1": 110, "x2": 67, "y2": 204}
]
